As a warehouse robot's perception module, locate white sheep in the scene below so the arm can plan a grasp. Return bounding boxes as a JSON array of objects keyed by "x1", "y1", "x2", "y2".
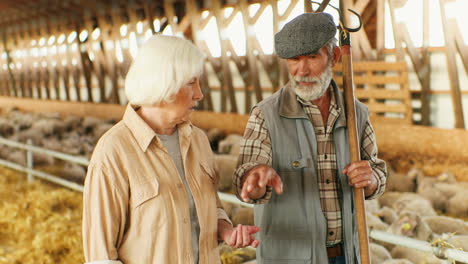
[
  {"x1": 367, "y1": 212, "x2": 389, "y2": 231},
  {"x1": 447, "y1": 192, "x2": 468, "y2": 218},
  {"x1": 382, "y1": 259, "x2": 414, "y2": 264},
  {"x1": 214, "y1": 154, "x2": 238, "y2": 192},
  {"x1": 218, "y1": 134, "x2": 243, "y2": 155},
  {"x1": 423, "y1": 215, "x2": 468, "y2": 235},
  {"x1": 376, "y1": 206, "x2": 399, "y2": 225},
  {"x1": 370, "y1": 243, "x2": 392, "y2": 263},
  {"x1": 391, "y1": 246, "x2": 445, "y2": 264},
  {"x1": 387, "y1": 210, "x2": 433, "y2": 241}
]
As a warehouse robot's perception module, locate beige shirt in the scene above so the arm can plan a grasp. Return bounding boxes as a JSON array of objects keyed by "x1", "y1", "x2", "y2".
[{"x1": 82, "y1": 105, "x2": 230, "y2": 264}]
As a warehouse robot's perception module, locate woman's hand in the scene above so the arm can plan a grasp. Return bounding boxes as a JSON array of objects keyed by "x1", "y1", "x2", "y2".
[{"x1": 223, "y1": 224, "x2": 260, "y2": 248}]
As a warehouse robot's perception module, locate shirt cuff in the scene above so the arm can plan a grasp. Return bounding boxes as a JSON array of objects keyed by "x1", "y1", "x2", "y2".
[
  {"x1": 234, "y1": 162, "x2": 272, "y2": 204},
  {"x1": 365, "y1": 170, "x2": 385, "y2": 200},
  {"x1": 217, "y1": 208, "x2": 232, "y2": 226},
  {"x1": 85, "y1": 260, "x2": 123, "y2": 264}
]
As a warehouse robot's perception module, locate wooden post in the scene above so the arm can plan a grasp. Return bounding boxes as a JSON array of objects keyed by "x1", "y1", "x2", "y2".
[
  {"x1": 212, "y1": 0, "x2": 238, "y2": 112},
  {"x1": 186, "y1": 0, "x2": 214, "y2": 111},
  {"x1": 2, "y1": 28, "x2": 17, "y2": 97},
  {"x1": 439, "y1": 0, "x2": 465, "y2": 129},
  {"x1": 376, "y1": 0, "x2": 385, "y2": 60},
  {"x1": 420, "y1": 0, "x2": 431, "y2": 125},
  {"x1": 388, "y1": 0, "x2": 430, "y2": 126}
]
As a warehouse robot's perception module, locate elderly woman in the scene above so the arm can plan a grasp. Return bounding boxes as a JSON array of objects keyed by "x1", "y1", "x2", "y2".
[{"x1": 82, "y1": 35, "x2": 259, "y2": 264}]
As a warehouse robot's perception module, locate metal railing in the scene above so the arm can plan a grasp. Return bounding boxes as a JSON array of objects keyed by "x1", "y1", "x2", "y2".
[
  {"x1": 0, "y1": 136, "x2": 252, "y2": 206},
  {"x1": 0, "y1": 136, "x2": 467, "y2": 263}
]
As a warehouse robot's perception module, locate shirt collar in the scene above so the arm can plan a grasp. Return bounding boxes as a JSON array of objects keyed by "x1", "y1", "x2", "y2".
[
  {"x1": 123, "y1": 104, "x2": 157, "y2": 152},
  {"x1": 122, "y1": 104, "x2": 193, "y2": 152}
]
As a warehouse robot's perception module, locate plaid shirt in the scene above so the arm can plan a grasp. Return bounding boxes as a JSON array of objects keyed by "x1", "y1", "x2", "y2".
[{"x1": 234, "y1": 87, "x2": 387, "y2": 245}]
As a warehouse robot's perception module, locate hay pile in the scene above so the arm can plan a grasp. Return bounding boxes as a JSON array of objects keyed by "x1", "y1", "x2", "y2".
[
  {"x1": 0, "y1": 167, "x2": 256, "y2": 264},
  {"x1": 0, "y1": 167, "x2": 84, "y2": 264}
]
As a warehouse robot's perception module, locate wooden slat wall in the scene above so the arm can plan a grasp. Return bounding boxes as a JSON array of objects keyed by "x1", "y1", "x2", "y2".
[{"x1": 333, "y1": 61, "x2": 413, "y2": 124}]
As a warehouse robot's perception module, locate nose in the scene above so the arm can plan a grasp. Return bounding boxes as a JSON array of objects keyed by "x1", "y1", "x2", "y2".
[
  {"x1": 297, "y1": 59, "x2": 309, "y2": 76},
  {"x1": 193, "y1": 79, "x2": 204, "y2": 101}
]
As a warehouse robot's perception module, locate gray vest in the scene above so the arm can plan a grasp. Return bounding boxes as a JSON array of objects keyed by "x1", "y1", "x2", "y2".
[{"x1": 254, "y1": 81, "x2": 368, "y2": 264}]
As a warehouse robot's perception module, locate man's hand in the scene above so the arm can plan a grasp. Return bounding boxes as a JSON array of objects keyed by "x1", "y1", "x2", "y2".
[
  {"x1": 342, "y1": 160, "x2": 377, "y2": 197},
  {"x1": 222, "y1": 224, "x2": 260, "y2": 248},
  {"x1": 241, "y1": 165, "x2": 283, "y2": 202}
]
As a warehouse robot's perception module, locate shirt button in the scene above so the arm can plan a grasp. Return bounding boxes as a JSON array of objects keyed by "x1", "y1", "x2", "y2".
[
  {"x1": 329, "y1": 231, "x2": 334, "y2": 236},
  {"x1": 324, "y1": 154, "x2": 327, "y2": 159},
  {"x1": 183, "y1": 217, "x2": 188, "y2": 223},
  {"x1": 326, "y1": 179, "x2": 331, "y2": 184},
  {"x1": 292, "y1": 161, "x2": 300, "y2": 168}
]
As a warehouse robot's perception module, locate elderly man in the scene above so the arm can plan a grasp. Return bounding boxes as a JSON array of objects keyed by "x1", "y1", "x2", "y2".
[{"x1": 234, "y1": 13, "x2": 387, "y2": 264}]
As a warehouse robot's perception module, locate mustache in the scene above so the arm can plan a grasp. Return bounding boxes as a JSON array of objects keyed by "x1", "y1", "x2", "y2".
[{"x1": 291, "y1": 75, "x2": 321, "y2": 83}]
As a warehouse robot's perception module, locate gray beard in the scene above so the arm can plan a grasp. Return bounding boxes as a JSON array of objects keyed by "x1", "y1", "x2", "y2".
[{"x1": 290, "y1": 64, "x2": 333, "y2": 101}]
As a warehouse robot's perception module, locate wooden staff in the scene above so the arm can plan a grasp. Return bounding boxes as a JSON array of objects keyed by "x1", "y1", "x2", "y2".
[{"x1": 339, "y1": 9, "x2": 371, "y2": 264}]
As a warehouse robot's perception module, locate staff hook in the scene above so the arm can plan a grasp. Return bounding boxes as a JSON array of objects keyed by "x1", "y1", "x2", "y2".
[{"x1": 309, "y1": 1, "x2": 362, "y2": 32}]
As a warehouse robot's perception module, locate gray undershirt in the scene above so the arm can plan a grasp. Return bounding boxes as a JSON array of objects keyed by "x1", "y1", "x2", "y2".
[{"x1": 157, "y1": 130, "x2": 200, "y2": 264}]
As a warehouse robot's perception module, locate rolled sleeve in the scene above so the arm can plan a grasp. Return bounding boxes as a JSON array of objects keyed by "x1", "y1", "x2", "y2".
[
  {"x1": 82, "y1": 163, "x2": 128, "y2": 263},
  {"x1": 233, "y1": 107, "x2": 274, "y2": 204},
  {"x1": 360, "y1": 120, "x2": 387, "y2": 199}
]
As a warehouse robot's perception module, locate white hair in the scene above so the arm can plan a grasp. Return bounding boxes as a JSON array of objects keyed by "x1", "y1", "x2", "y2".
[
  {"x1": 325, "y1": 37, "x2": 338, "y2": 62},
  {"x1": 125, "y1": 35, "x2": 205, "y2": 105}
]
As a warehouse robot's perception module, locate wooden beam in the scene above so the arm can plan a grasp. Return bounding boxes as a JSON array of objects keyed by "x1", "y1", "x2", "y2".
[
  {"x1": 439, "y1": 0, "x2": 465, "y2": 129},
  {"x1": 186, "y1": 0, "x2": 214, "y2": 111},
  {"x1": 212, "y1": 0, "x2": 237, "y2": 112}
]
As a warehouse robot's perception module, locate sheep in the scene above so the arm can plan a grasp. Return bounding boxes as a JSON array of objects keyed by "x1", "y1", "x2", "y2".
[
  {"x1": 433, "y1": 182, "x2": 462, "y2": 199},
  {"x1": 386, "y1": 169, "x2": 417, "y2": 193},
  {"x1": 382, "y1": 260, "x2": 414, "y2": 264},
  {"x1": 367, "y1": 212, "x2": 389, "y2": 231},
  {"x1": 58, "y1": 163, "x2": 87, "y2": 183},
  {"x1": 231, "y1": 207, "x2": 254, "y2": 226},
  {"x1": 378, "y1": 192, "x2": 421, "y2": 208},
  {"x1": 214, "y1": 154, "x2": 238, "y2": 192},
  {"x1": 370, "y1": 243, "x2": 392, "y2": 263},
  {"x1": 393, "y1": 195, "x2": 437, "y2": 217},
  {"x1": 422, "y1": 215, "x2": 468, "y2": 235},
  {"x1": 365, "y1": 199, "x2": 380, "y2": 214},
  {"x1": 391, "y1": 246, "x2": 444, "y2": 264},
  {"x1": 63, "y1": 116, "x2": 82, "y2": 131},
  {"x1": 376, "y1": 206, "x2": 398, "y2": 225},
  {"x1": 206, "y1": 128, "x2": 225, "y2": 152},
  {"x1": 387, "y1": 210, "x2": 433, "y2": 241},
  {"x1": 5, "y1": 150, "x2": 27, "y2": 166},
  {"x1": 0, "y1": 118, "x2": 15, "y2": 137},
  {"x1": 92, "y1": 123, "x2": 114, "y2": 141},
  {"x1": 221, "y1": 201, "x2": 239, "y2": 219},
  {"x1": 416, "y1": 178, "x2": 448, "y2": 213},
  {"x1": 218, "y1": 134, "x2": 243, "y2": 155},
  {"x1": 7, "y1": 110, "x2": 34, "y2": 130},
  {"x1": 31, "y1": 118, "x2": 67, "y2": 136},
  {"x1": 447, "y1": 192, "x2": 468, "y2": 218},
  {"x1": 81, "y1": 116, "x2": 103, "y2": 134},
  {"x1": 14, "y1": 128, "x2": 45, "y2": 145}
]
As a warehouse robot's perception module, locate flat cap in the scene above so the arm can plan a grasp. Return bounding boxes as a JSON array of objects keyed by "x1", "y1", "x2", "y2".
[{"x1": 274, "y1": 12, "x2": 337, "y2": 59}]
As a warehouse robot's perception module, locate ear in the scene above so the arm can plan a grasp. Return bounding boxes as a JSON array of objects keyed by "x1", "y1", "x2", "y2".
[{"x1": 331, "y1": 46, "x2": 341, "y2": 67}]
